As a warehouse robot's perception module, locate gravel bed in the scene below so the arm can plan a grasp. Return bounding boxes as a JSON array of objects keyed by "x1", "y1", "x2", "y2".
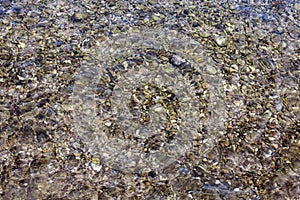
[{"x1": 0, "y1": 0, "x2": 299, "y2": 199}]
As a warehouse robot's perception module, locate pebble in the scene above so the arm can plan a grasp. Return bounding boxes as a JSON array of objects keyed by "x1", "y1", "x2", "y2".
[
  {"x1": 214, "y1": 36, "x2": 227, "y2": 46},
  {"x1": 294, "y1": 3, "x2": 300, "y2": 11},
  {"x1": 1, "y1": 1, "x2": 299, "y2": 199},
  {"x1": 0, "y1": 7, "x2": 4, "y2": 15},
  {"x1": 151, "y1": 14, "x2": 160, "y2": 21},
  {"x1": 206, "y1": 65, "x2": 217, "y2": 75},
  {"x1": 91, "y1": 163, "x2": 102, "y2": 172},
  {"x1": 170, "y1": 54, "x2": 185, "y2": 66},
  {"x1": 200, "y1": 31, "x2": 211, "y2": 38},
  {"x1": 70, "y1": 13, "x2": 87, "y2": 22}
]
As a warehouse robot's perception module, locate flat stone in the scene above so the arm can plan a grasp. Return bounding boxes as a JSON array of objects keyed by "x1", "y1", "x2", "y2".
[{"x1": 206, "y1": 65, "x2": 217, "y2": 75}]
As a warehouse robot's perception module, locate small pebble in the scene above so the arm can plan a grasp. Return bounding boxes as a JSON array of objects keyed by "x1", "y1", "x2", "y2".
[
  {"x1": 206, "y1": 65, "x2": 217, "y2": 75},
  {"x1": 70, "y1": 13, "x2": 87, "y2": 22},
  {"x1": 294, "y1": 3, "x2": 300, "y2": 11},
  {"x1": 170, "y1": 55, "x2": 185, "y2": 66},
  {"x1": 214, "y1": 36, "x2": 227, "y2": 46}
]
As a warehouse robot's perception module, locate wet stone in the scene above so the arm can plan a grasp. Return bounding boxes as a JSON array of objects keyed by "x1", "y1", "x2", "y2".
[
  {"x1": 36, "y1": 130, "x2": 49, "y2": 143},
  {"x1": 295, "y1": 3, "x2": 300, "y2": 11},
  {"x1": 70, "y1": 13, "x2": 87, "y2": 22},
  {"x1": 0, "y1": 1, "x2": 299, "y2": 199},
  {"x1": 214, "y1": 36, "x2": 227, "y2": 46},
  {"x1": 0, "y1": 7, "x2": 4, "y2": 15},
  {"x1": 170, "y1": 54, "x2": 186, "y2": 66},
  {"x1": 206, "y1": 65, "x2": 217, "y2": 75}
]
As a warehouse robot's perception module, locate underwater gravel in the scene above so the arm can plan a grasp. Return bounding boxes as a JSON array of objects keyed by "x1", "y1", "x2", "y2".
[{"x1": 0, "y1": 0, "x2": 299, "y2": 199}]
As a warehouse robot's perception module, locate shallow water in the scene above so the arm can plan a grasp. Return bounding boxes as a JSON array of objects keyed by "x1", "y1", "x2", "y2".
[{"x1": 0, "y1": 0, "x2": 299, "y2": 199}]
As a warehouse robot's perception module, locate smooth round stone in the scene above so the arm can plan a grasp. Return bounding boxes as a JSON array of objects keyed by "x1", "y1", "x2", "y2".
[{"x1": 206, "y1": 65, "x2": 217, "y2": 75}]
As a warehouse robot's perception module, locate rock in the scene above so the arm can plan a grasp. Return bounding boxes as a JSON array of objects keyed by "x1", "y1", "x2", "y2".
[
  {"x1": 206, "y1": 65, "x2": 217, "y2": 75},
  {"x1": 214, "y1": 36, "x2": 227, "y2": 46},
  {"x1": 0, "y1": 7, "x2": 4, "y2": 15},
  {"x1": 200, "y1": 31, "x2": 211, "y2": 38},
  {"x1": 151, "y1": 14, "x2": 160, "y2": 21},
  {"x1": 70, "y1": 13, "x2": 87, "y2": 22},
  {"x1": 170, "y1": 54, "x2": 185, "y2": 66}
]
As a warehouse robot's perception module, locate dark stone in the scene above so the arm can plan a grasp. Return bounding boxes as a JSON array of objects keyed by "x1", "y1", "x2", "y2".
[
  {"x1": 192, "y1": 21, "x2": 200, "y2": 27},
  {"x1": 148, "y1": 170, "x2": 156, "y2": 177},
  {"x1": 183, "y1": 9, "x2": 189, "y2": 15},
  {"x1": 36, "y1": 129, "x2": 49, "y2": 143},
  {"x1": 215, "y1": 23, "x2": 225, "y2": 30},
  {"x1": 56, "y1": 40, "x2": 64, "y2": 47}
]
